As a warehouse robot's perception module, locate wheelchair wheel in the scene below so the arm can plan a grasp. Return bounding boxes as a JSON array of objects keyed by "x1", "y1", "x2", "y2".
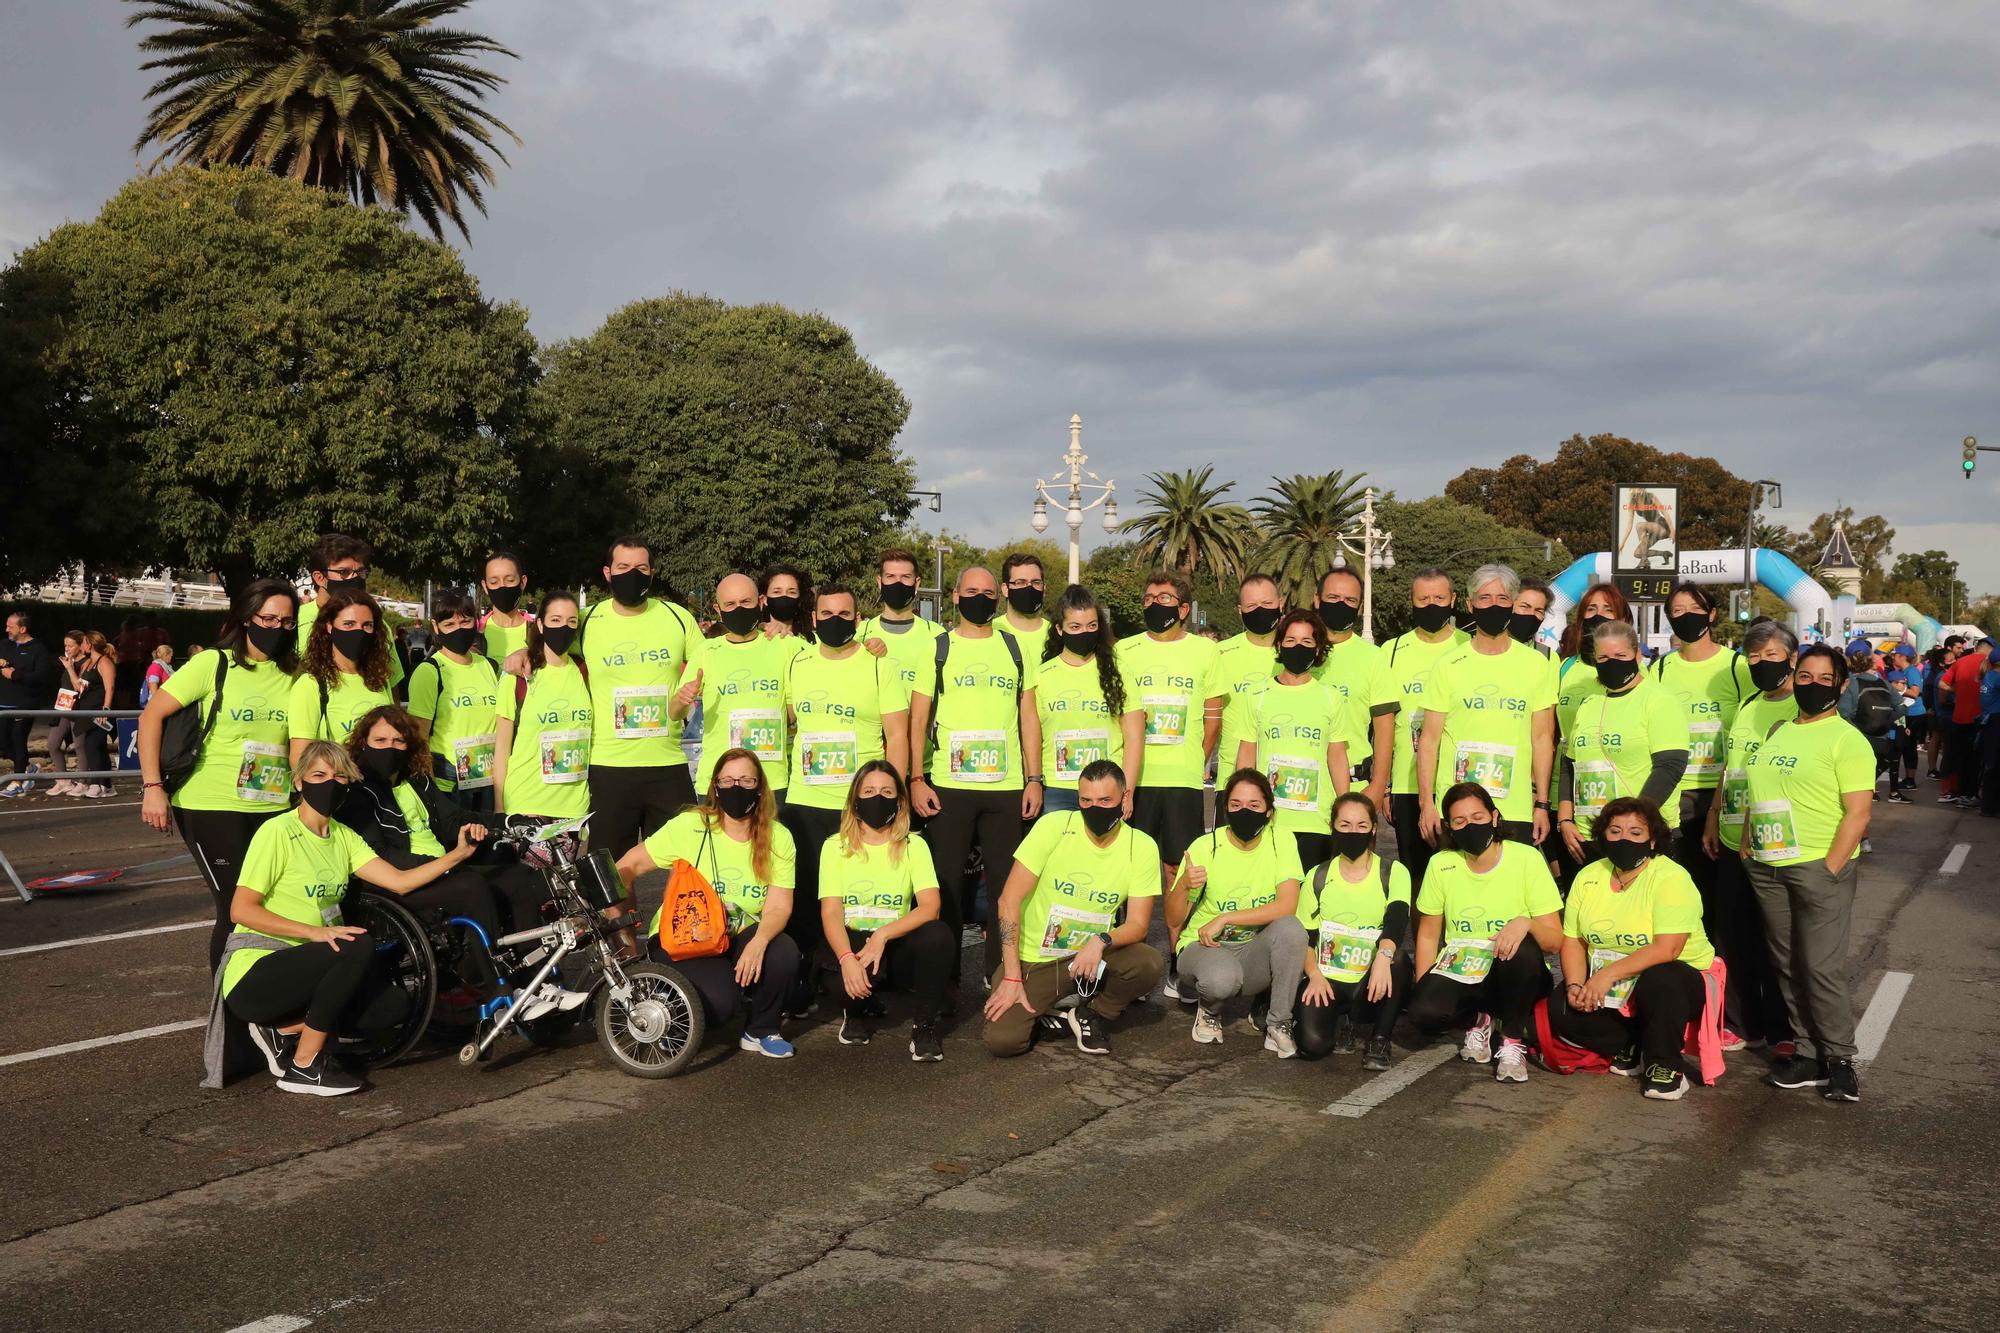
[
  {"x1": 337, "y1": 889, "x2": 437, "y2": 1069},
  {"x1": 596, "y1": 961, "x2": 703, "y2": 1078}
]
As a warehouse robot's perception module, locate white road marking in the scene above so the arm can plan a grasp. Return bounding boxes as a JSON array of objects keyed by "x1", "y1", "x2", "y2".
[
  {"x1": 0, "y1": 919, "x2": 207, "y2": 958},
  {"x1": 0, "y1": 799, "x2": 141, "y2": 816},
  {"x1": 1940, "y1": 843, "x2": 1971, "y2": 875},
  {"x1": 1855, "y1": 970, "x2": 1914, "y2": 1064},
  {"x1": 222, "y1": 1318, "x2": 311, "y2": 1333},
  {"x1": 0, "y1": 1018, "x2": 204, "y2": 1068},
  {"x1": 1320, "y1": 1044, "x2": 1457, "y2": 1118}
]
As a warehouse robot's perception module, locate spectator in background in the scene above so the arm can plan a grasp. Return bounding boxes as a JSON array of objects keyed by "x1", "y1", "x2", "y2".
[
  {"x1": 0, "y1": 612, "x2": 58, "y2": 798},
  {"x1": 1923, "y1": 643, "x2": 1954, "y2": 777},
  {"x1": 1981, "y1": 644, "x2": 2000, "y2": 818},
  {"x1": 1937, "y1": 636, "x2": 1987, "y2": 809},
  {"x1": 50, "y1": 630, "x2": 118, "y2": 799},
  {"x1": 1886, "y1": 647, "x2": 1925, "y2": 789},
  {"x1": 141, "y1": 643, "x2": 176, "y2": 707},
  {"x1": 1839, "y1": 647, "x2": 1905, "y2": 803},
  {"x1": 113, "y1": 617, "x2": 146, "y2": 709}
]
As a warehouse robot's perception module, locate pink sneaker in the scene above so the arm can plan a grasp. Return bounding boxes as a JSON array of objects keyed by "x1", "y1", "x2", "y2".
[{"x1": 1719, "y1": 1029, "x2": 1748, "y2": 1053}]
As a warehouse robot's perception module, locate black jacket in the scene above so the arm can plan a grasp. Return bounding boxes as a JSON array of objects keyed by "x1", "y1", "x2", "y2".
[
  {"x1": 336, "y1": 776, "x2": 478, "y2": 871},
  {"x1": 0, "y1": 636, "x2": 57, "y2": 709}
]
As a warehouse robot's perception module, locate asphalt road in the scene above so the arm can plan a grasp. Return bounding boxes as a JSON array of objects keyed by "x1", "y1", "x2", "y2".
[{"x1": 1, "y1": 785, "x2": 1995, "y2": 1332}]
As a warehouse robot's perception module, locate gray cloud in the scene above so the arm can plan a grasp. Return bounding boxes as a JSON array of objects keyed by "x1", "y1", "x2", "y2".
[{"x1": 6, "y1": 0, "x2": 1998, "y2": 595}]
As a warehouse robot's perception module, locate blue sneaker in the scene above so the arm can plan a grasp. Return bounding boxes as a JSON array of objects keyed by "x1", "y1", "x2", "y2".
[{"x1": 739, "y1": 1032, "x2": 795, "y2": 1059}]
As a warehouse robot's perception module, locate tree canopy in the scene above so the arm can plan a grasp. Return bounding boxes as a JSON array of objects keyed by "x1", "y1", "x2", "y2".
[
  {"x1": 1118, "y1": 466, "x2": 1259, "y2": 583},
  {"x1": 0, "y1": 165, "x2": 535, "y2": 595},
  {"x1": 1252, "y1": 471, "x2": 1370, "y2": 606}
]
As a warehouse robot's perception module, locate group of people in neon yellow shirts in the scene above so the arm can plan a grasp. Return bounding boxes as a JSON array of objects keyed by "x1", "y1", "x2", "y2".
[{"x1": 134, "y1": 533, "x2": 1876, "y2": 1103}]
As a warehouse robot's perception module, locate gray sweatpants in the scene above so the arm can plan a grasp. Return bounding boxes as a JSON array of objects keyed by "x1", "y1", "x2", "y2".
[
  {"x1": 1746, "y1": 856, "x2": 1859, "y2": 1061},
  {"x1": 1176, "y1": 915, "x2": 1310, "y2": 1024}
]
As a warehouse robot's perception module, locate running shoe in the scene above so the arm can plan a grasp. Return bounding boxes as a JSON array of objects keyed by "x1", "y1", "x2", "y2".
[
  {"x1": 1609, "y1": 1045, "x2": 1641, "y2": 1076},
  {"x1": 83, "y1": 785, "x2": 114, "y2": 799},
  {"x1": 1719, "y1": 1030, "x2": 1748, "y2": 1053},
  {"x1": 1362, "y1": 1036, "x2": 1393, "y2": 1071},
  {"x1": 1330, "y1": 1013, "x2": 1357, "y2": 1055},
  {"x1": 909, "y1": 1023, "x2": 944, "y2": 1063},
  {"x1": 1066, "y1": 1007, "x2": 1111, "y2": 1055},
  {"x1": 277, "y1": 1051, "x2": 362, "y2": 1097},
  {"x1": 1642, "y1": 1064, "x2": 1687, "y2": 1101},
  {"x1": 1263, "y1": 1019, "x2": 1297, "y2": 1060},
  {"x1": 1822, "y1": 1058, "x2": 1860, "y2": 1102},
  {"x1": 739, "y1": 1033, "x2": 796, "y2": 1058},
  {"x1": 1771, "y1": 1039, "x2": 1797, "y2": 1061},
  {"x1": 838, "y1": 1011, "x2": 872, "y2": 1046},
  {"x1": 1885, "y1": 791, "x2": 1911, "y2": 805},
  {"x1": 1936, "y1": 792, "x2": 1957, "y2": 803},
  {"x1": 1493, "y1": 1039, "x2": 1529, "y2": 1083},
  {"x1": 1763, "y1": 1054, "x2": 1828, "y2": 1088},
  {"x1": 248, "y1": 1024, "x2": 296, "y2": 1078},
  {"x1": 1191, "y1": 1004, "x2": 1224, "y2": 1045},
  {"x1": 1160, "y1": 967, "x2": 1183, "y2": 1001},
  {"x1": 1460, "y1": 1013, "x2": 1494, "y2": 1064},
  {"x1": 0, "y1": 781, "x2": 22, "y2": 799}
]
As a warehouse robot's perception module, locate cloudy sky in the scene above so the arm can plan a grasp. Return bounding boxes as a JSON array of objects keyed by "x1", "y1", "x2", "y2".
[{"x1": 5, "y1": 1, "x2": 1998, "y2": 597}]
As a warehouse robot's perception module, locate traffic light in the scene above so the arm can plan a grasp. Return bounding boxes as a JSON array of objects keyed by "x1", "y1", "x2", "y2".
[
  {"x1": 1966, "y1": 436, "x2": 1979, "y2": 478},
  {"x1": 1729, "y1": 589, "x2": 1751, "y2": 623}
]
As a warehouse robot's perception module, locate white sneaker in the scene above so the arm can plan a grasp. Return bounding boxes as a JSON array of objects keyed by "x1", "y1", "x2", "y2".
[
  {"x1": 1460, "y1": 1013, "x2": 1494, "y2": 1064},
  {"x1": 1263, "y1": 1019, "x2": 1297, "y2": 1059},
  {"x1": 45, "y1": 780, "x2": 76, "y2": 797},
  {"x1": 1191, "y1": 1004, "x2": 1224, "y2": 1044},
  {"x1": 1161, "y1": 969, "x2": 1183, "y2": 1001},
  {"x1": 84, "y1": 785, "x2": 114, "y2": 799},
  {"x1": 1494, "y1": 1039, "x2": 1529, "y2": 1083}
]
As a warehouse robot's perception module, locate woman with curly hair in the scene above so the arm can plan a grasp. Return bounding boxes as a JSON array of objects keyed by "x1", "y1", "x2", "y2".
[
  {"x1": 1034, "y1": 585, "x2": 1143, "y2": 814},
  {"x1": 287, "y1": 588, "x2": 394, "y2": 762}
]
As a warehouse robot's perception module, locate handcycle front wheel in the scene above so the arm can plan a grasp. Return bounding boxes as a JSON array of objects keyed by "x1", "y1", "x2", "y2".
[
  {"x1": 335, "y1": 889, "x2": 438, "y2": 1069},
  {"x1": 596, "y1": 960, "x2": 704, "y2": 1078}
]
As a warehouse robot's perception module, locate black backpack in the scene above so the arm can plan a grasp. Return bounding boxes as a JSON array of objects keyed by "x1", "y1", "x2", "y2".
[
  {"x1": 158, "y1": 651, "x2": 228, "y2": 793},
  {"x1": 1850, "y1": 678, "x2": 1900, "y2": 737}
]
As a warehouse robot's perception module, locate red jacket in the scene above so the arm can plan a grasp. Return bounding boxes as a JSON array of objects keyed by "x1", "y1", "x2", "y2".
[{"x1": 1944, "y1": 653, "x2": 1986, "y2": 726}]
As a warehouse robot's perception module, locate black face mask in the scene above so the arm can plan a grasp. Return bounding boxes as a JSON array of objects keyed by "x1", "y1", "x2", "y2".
[
  {"x1": 1411, "y1": 603, "x2": 1455, "y2": 634},
  {"x1": 1318, "y1": 600, "x2": 1358, "y2": 633},
  {"x1": 1006, "y1": 586, "x2": 1044, "y2": 616},
  {"x1": 244, "y1": 624, "x2": 290, "y2": 658},
  {"x1": 719, "y1": 605, "x2": 762, "y2": 637},
  {"x1": 1061, "y1": 630, "x2": 1098, "y2": 658},
  {"x1": 1224, "y1": 807, "x2": 1269, "y2": 841},
  {"x1": 486, "y1": 585, "x2": 523, "y2": 613},
  {"x1": 360, "y1": 745, "x2": 405, "y2": 784},
  {"x1": 299, "y1": 777, "x2": 346, "y2": 817},
  {"x1": 1793, "y1": 681, "x2": 1840, "y2": 716},
  {"x1": 1277, "y1": 644, "x2": 1318, "y2": 676},
  {"x1": 815, "y1": 616, "x2": 857, "y2": 647},
  {"x1": 1335, "y1": 829, "x2": 1375, "y2": 861},
  {"x1": 716, "y1": 785, "x2": 760, "y2": 819},
  {"x1": 1604, "y1": 838, "x2": 1652, "y2": 872},
  {"x1": 1143, "y1": 603, "x2": 1182, "y2": 635},
  {"x1": 437, "y1": 626, "x2": 480, "y2": 656},
  {"x1": 878, "y1": 582, "x2": 916, "y2": 611},
  {"x1": 540, "y1": 625, "x2": 577, "y2": 657},
  {"x1": 1471, "y1": 604, "x2": 1514, "y2": 637},
  {"x1": 956, "y1": 592, "x2": 998, "y2": 626},
  {"x1": 1669, "y1": 612, "x2": 1711, "y2": 643},
  {"x1": 330, "y1": 627, "x2": 375, "y2": 665},
  {"x1": 322, "y1": 573, "x2": 365, "y2": 595},
  {"x1": 1749, "y1": 659, "x2": 1791, "y2": 692},
  {"x1": 764, "y1": 594, "x2": 800, "y2": 624},
  {"x1": 1080, "y1": 804, "x2": 1122, "y2": 837},
  {"x1": 607, "y1": 569, "x2": 651, "y2": 607},
  {"x1": 1596, "y1": 658, "x2": 1640, "y2": 690},
  {"x1": 1241, "y1": 606, "x2": 1281, "y2": 636},
  {"x1": 1453, "y1": 821, "x2": 1497, "y2": 856},
  {"x1": 1508, "y1": 613, "x2": 1543, "y2": 645},
  {"x1": 856, "y1": 793, "x2": 899, "y2": 830}
]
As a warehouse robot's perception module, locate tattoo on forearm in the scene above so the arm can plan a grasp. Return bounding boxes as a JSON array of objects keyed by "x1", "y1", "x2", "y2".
[{"x1": 1000, "y1": 920, "x2": 1018, "y2": 953}]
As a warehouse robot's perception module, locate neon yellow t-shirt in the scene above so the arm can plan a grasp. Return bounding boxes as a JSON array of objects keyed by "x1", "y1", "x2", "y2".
[
  {"x1": 817, "y1": 834, "x2": 940, "y2": 932},
  {"x1": 1428, "y1": 640, "x2": 1558, "y2": 822},
  {"x1": 1564, "y1": 855, "x2": 1715, "y2": 973},
  {"x1": 577, "y1": 598, "x2": 701, "y2": 767},
  {"x1": 481, "y1": 616, "x2": 530, "y2": 665},
  {"x1": 995, "y1": 615, "x2": 1049, "y2": 660},
  {"x1": 1555, "y1": 656, "x2": 1602, "y2": 743},
  {"x1": 1297, "y1": 855, "x2": 1413, "y2": 982},
  {"x1": 406, "y1": 652, "x2": 501, "y2": 793},
  {"x1": 389, "y1": 781, "x2": 448, "y2": 858},
  {"x1": 1415, "y1": 841, "x2": 1562, "y2": 942},
  {"x1": 1742, "y1": 715, "x2": 1875, "y2": 866},
  {"x1": 1034, "y1": 654, "x2": 1135, "y2": 790},
  {"x1": 1213, "y1": 633, "x2": 1276, "y2": 777},
  {"x1": 1314, "y1": 634, "x2": 1380, "y2": 766},
  {"x1": 859, "y1": 614, "x2": 945, "y2": 699},
  {"x1": 642, "y1": 809, "x2": 797, "y2": 932},
  {"x1": 297, "y1": 599, "x2": 406, "y2": 688},
  {"x1": 787, "y1": 644, "x2": 909, "y2": 810},
  {"x1": 1014, "y1": 812, "x2": 1162, "y2": 965},
  {"x1": 287, "y1": 670, "x2": 393, "y2": 746},
  {"x1": 1564, "y1": 677, "x2": 1692, "y2": 835},
  {"x1": 1370, "y1": 629, "x2": 1469, "y2": 796},
  {"x1": 1717, "y1": 693, "x2": 1800, "y2": 851},
  {"x1": 1118, "y1": 631, "x2": 1221, "y2": 790},
  {"x1": 1225, "y1": 677, "x2": 1347, "y2": 836},
  {"x1": 1647, "y1": 648, "x2": 1755, "y2": 795},
  {"x1": 681, "y1": 633, "x2": 794, "y2": 793},
  {"x1": 161, "y1": 649, "x2": 293, "y2": 813},
  {"x1": 221, "y1": 810, "x2": 376, "y2": 994},
  {"x1": 496, "y1": 661, "x2": 593, "y2": 819},
  {"x1": 922, "y1": 631, "x2": 1029, "y2": 792},
  {"x1": 1177, "y1": 826, "x2": 1304, "y2": 952}
]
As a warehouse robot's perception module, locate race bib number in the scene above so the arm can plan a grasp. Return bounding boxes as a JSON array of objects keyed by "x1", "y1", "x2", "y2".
[
  {"x1": 451, "y1": 732, "x2": 497, "y2": 791},
  {"x1": 1143, "y1": 693, "x2": 1190, "y2": 746},
  {"x1": 1040, "y1": 902, "x2": 1114, "y2": 957},
  {"x1": 948, "y1": 730, "x2": 1008, "y2": 783},
  {"x1": 1720, "y1": 767, "x2": 1749, "y2": 821},
  {"x1": 1317, "y1": 922, "x2": 1377, "y2": 983},
  {"x1": 1747, "y1": 799, "x2": 1801, "y2": 864},
  {"x1": 538, "y1": 728, "x2": 589, "y2": 784},
  {"x1": 798, "y1": 730, "x2": 859, "y2": 786},
  {"x1": 54, "y1": 688, "x2": 77, "y2": 712},
  {"x1": 1686, "y1": 720, "x2": 1723, "y2": 777},
  {"x1": 1574, "y1": 758, "x2": 1619, "y2": 823},
  {"x1": 320, "y1": 903, "x2": 343, "y2": 926},
  {"x1": 1268, "y1": 753, "x2": 1321, "y2": 812},
  {"x1": 1589, "y1": 946, "x2": 1637, "y2": 1010},
  {"x1": 234, "y1": 741, "x2": 291, "y2": 805},
  {"x1": 1215, "y1": 920, "x2": 1262, "y2": 945},
  {"x1": 611, "y1": 684, "x2": 673, "y2": 739},
  {"x1": 727, "y1": 708, "x2": 784, "y2": 762},
  {"x1": 1432, "y1": 936, "x2": 1496, "y2": 984},
  {"x1": 1453, "y1": 741, "x2": 1516, "y2": 799},
  {"x1": 843, "y1": 902, "x2": 901, "y2": 932},
  {"x1": 1051, "y1": 728, "x2": 1109, "y2": 780}
]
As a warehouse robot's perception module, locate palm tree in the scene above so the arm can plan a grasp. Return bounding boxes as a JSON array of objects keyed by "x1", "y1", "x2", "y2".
[
  {"x1": 126, "y1": 0, "x2": 519, "y2": 241},
  {"x1": 1252, "y1": 471, "x2": 1369, "y2": 605},
  {"x1": 1118, "y1": 467, "x2": 1259, "y2": 584}
]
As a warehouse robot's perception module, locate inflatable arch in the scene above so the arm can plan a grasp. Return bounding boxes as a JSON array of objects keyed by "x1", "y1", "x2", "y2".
[
  {"x1": 1546, "y1": 550, "x2": 1844, "y2": 643},
  {"x1": 1850, "y1": 604, "x2": 1942, "y2": 654}
]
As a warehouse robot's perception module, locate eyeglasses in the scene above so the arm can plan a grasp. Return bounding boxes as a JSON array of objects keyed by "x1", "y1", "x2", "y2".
[
  {"x1": 1142, "y1": 592, "x2": 1183, "y2": 607},
  {"x1": 1006, "y1": 577, "x2": 1046, "y2": 591},
  {"x1": 716, "y1": 777, "x2": 761, "y2": 790},
  {"x1": 326, "y1": 566, "x2": 369, "y2": 579},
  {"x1": 249, "y1": 614, "x2": 298, "y2": 630}
]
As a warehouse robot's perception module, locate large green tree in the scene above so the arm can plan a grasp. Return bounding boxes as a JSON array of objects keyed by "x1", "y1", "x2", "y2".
[
  {"x1": 1786, "y1": 507, "x2": 1896, "y2": 594},
  {"x1": 1251, "y1": 471, "x2": 1370, "y2": 606},
  {"x1": 1370, "y1": 497, "x2": 1571, "y2": 638},
  {"x1": 1879, "y1": 549, "x2": 1968, "y2": 621},
  {"x1": 0, "y1": 165, "x2": 535, "y2": 595},
  {"x1": 126, "y1": 0, "x2": 518, "y2": 241},
  {"x1": 1118, "y1": 466, "x2": 1259, "y2": 583},
  {"x1": 525, "y1": 294, "x2": 916, "y2": 597},
  {"x1": 1445, "y1": 433, "x2": 1753, "y2": 557}
]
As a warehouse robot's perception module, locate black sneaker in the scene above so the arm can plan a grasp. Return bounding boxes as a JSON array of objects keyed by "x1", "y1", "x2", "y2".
[
  {"x1": 1885, "y1": 791, "x2": 1911, "y2": 805},
  {"x1": 1066, "y1": 1007, "x2": 1111, "y2": 1055},
  {"x1": 1362, "y1": 1036, "x2": 1393, "y2": 1071},
  {"x1": 1822, "y1": 1058, "x2": 1861, "y2": 1102},
  {"x1": 1330, "y1": 1013, "x2": 1357, "y2": 1055},
  {"x1": 909, "y1": 1023, "x2": 944, "y2": 1063},
  {"x1": 1609, "y1": 1046, "x2": 1641, "y2": 1077},
  {"x1": 860, "y1": 994, "x2": 888, "y2": 1020},
  {"x1": 1034, "y1": 1013, "x2": 1068, "y2": 1044},
  {"x1": 248, "y1": 1024, "x2": 297, "y2": 1078},
  {"x1": 1763, "y1": 1054, "x2": 1829, "y2": 1089},
  {"x1": 837, "y1": 1011, "x2": 872, "y2": 1046},
  {"x1": 276, "y1": 1051, "x2": 362, "y2": 1098},
  {"x1": 1641, "y1": 1063, "x2": 1687, "y2": 1100}
]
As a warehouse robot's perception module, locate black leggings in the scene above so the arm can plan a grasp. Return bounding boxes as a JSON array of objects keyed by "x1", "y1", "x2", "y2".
[
  {"x1": 1405, "y1": 935, "x2": 1550, "y2": 1043},
  {"x1": 1294, "y1": 951, "x2": 1414, "y2": 1055},
  {"x1": 817, "y1": 920, "x2": 956, "y2": 1025},
  {"x1": 1549, "y1": 959, "x2": 1705, "y2": 1066},
  {"x1": 175, "y1": 805, "x2": 286, "y2": 970},
  {"x1": 79, "y1": 718, "x2": 111, "y2": 776},
  {"x1": 0, "y1": 713, "x2": 30, "y2": 774},
  {"x1": 777, "y1": 803, "x2": 843, "y2": 995},
  {"x1": 225, "y1": 939, "x2": 409, "y2": 1034},
  {"x1": 652, "y1": 928, "x2": 801, "y2": 1040},
  {"x1": 1389, "y1": 793, "x2": 1436, "y2": 892},
  {"x1": 921, "y1": 785, "x2": 1026, "y2": 981},
  {"x1": 1901, "y1": 716, "x2": 1927, "y2": 771}
]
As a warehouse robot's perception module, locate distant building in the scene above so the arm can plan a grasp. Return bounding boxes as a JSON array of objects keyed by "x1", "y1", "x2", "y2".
[{"x1": 1815, "y1": 522, "x2": 1862, "y2": 599}]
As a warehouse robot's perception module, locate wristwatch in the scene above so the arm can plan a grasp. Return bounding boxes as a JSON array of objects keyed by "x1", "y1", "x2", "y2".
[
  {"x1": 1096, "y1": 932, "x2": 1113, "y2": 950},
  {"x1": 1025, "y1": 774, "x2": 1045, "y2": 786},
  {"x1": 1533, "y1": 800, "x2": 1552, "y2": 811}
]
